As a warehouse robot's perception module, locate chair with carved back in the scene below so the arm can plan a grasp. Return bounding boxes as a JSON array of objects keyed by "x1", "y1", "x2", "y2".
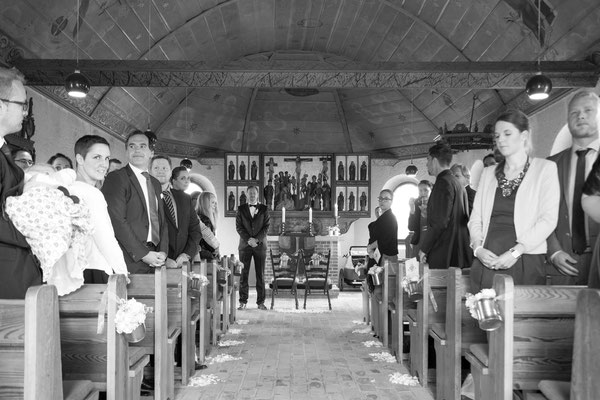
[
  {"x1": 269, "y1": 249, "x2": 301, "y2": 309},
  {"x1": 298, "y1": 249, "x2": 332, "y2": 310}
]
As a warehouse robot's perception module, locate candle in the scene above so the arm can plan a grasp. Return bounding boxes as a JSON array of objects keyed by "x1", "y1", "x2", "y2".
[
  {"x1": 309, "y1": 207, "x2": 313, "y2": 223},
  {"x1": 334, "y1": 203, "x2": 338, "y2": 218},
  {"x1": 282, "y1": 207, "x2": 286, "y2": 223}
]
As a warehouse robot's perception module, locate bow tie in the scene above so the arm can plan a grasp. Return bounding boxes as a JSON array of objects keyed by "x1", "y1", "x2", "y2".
[{"x1": 249, "y1": 204, "x2": 257, "y2": 208}]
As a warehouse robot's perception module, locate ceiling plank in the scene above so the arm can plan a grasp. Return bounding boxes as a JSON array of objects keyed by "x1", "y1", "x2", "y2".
[
  {"x1": 241, "y1": 88, "x2": 259, "y2": 152},
  {"x1": 333, "y1": 89, "x2": 353, "y2": 153},
  {"x1": 14, "y1": 59, "x2": 599, "y2": 88}
]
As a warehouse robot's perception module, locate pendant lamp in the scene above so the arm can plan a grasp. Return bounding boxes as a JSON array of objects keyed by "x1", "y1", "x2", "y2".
[
  {"x1": 65, "y1": 0, "x2": 90, "y2": 98},
  {"x1": 405, "y1": 89, "x2": 418, "y2": 176},
  {"x1": 525, "y1": 0, "x2": 552, "y2": 101}
]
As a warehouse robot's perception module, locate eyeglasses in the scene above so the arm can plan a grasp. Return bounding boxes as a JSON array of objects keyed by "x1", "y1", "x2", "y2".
[
  {"x1": 0, "y1": 98, "x2": 28, "y2": 112},
  {"x1": 377, "y1": 197, "x2": 392, "y2": 202},
  {"x1": 14, "y1": 159, "x2": 34, "y2": 166}
]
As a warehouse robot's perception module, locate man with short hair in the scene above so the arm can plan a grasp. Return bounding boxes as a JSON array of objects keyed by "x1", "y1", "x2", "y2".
[
  {"x1": 108, "y1": 158, "x2": 122, "y2": 174},
  {"x1": 0, "y1": 67, "x2": 41, "y2": 299},
  {"x1": 450, "y1": 163, "x2": 476, "y2": 214},
  {"x1": 102, "y1": 130, "x2": 168, "y2": 274},
  {"x1": 150, "y1": 155, "x2": 172, "y2": 191},
  {"x1": 419, "y1": 140, "x2": 472, "y2": 269},
  {"x1": 236, "y1": 185, "x2": 270, "y2": 310},
  {"x1": 482, "y1": 153, "x2": 497, "y2": 167},
  {"x1": 547, "y1": 90, "x2": 600, "y2": 285}
]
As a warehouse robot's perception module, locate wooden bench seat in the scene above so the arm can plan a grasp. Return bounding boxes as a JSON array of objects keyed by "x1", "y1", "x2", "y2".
[
  {"x1": 59, "y1": 274, "x2": 149, "y2": 400},
  {"x1": 465, "y1": 274, "x2": 584, "y2": 400},
  {"x1": 538, "y1": 288, "x2": 600, "y2": 400},
  {"x1": 0, "y1": 285, "x2": 98, "y2": 400}
]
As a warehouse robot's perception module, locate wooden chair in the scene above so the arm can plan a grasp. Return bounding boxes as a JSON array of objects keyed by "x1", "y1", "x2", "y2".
[
  {"x1": 429, "y1": 268, "x2": 486, "y2": 400},
  {"x1": 127, "y1": 266, "x2": 170, "y2": 400},
  {"x1": 298, "y1": 249, "x2": 332, "y2": 310},
  {"x1": 59, "y1": 274, "x2": 150, "y2": 400},
  {"x1": 407, "y1": 263, "x2": 448, "y2": 387},
  {"x1": 465, "y1": 275, "x2": 583, "y2": 400},
  {"x1": 269, "y1": 249, "x2": 300, "y2": 309},
  {"x1": 166, "y1": 260, "x2": 200, "y2": 389},
  {"x1": 538, "y1": 288, "x2": 600, "y2": 400},
  {"x1": 192, "y1": 260, "x2": 210, "y2": 365},
  {"x1": 0, "y1": 285, "x2": 98, "y2": 400}
]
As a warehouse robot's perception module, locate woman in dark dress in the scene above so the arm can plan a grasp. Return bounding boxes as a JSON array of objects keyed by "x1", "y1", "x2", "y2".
[
  {"x1": 468, "y1": 110, "x2": 559, "y2": 291},
  {"x1": 197, "y1": 191, "x2": 220, "y2": 261}
]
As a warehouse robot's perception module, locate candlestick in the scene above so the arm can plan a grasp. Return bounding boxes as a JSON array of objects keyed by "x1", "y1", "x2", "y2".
[
  {"x1": 309, "y1": 207, "x2": 312, "y2": 223},
  {"x1": 282, "y1": 207, "x2": 286, "y2": 223},
  {"x1": 334, "y1": 203, "x2": 338, "y2": 218}
]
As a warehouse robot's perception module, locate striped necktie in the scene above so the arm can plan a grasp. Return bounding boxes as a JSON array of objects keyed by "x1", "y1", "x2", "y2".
[
  {"x1": 141, "y1": 172, "x2": 160, "y2": 245},
  {"x1": 162, "y1": 190, "x2": 177, "y2": 228}
]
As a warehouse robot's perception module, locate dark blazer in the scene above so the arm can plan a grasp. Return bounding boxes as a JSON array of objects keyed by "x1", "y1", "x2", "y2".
[
  {"x1": 420, "y1": 169, "x2": 472, "y2": 269},
  {"x1": 369, "y1": 208, "x2": 398, "y2": 257},
  {"x1": 547, "y1": 148, "x2": 600, "y2": 284},
  {"x1": 164, "y1": 188, "x2": 200, "y2": 260},
  {"x1": 466, "y1": 185, "x2": 476, "y2": 215},
  {"x1": 236, "y1": 203, "x2": 270, "y2": 251},
  {"x1": 102, "y1": 164, "x2": 168, "y2": 274},
  {"x1": 0, "y1": 144, "x2": 41, "y2": 298},
  {"x1": 408, "y1": 207, "x2": 422, "y2": 245}
]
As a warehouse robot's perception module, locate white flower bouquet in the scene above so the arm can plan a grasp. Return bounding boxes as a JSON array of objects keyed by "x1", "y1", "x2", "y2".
[
  {"x1": 114, "y1": 298, "x2": 153, "y2": 341},
  {"x1": 465, "y1": 288, "x2": 502, "y2": 331},
  {"x1": 280, "y1": 252, "x2": 290, "y2": 269},
  {"x1": 401, "y1": 276, "x2": 423, "y2": 301}
]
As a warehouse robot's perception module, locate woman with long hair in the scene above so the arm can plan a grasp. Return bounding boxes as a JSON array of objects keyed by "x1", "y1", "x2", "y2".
[
  {"x1": 468, "y1": 109, "x2": 559, "y2": 291},
  {"x1": 197, "y1": 191, "x2": 220, "y2": 261}
]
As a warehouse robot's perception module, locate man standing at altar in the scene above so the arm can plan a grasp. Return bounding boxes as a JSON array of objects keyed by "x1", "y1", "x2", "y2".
[
  {"x1": 236, "y1": 185, "x2": 270, "y2": 310},
  {"x1": 0, "y1": 67, "x2": 41, "y2": 298}
]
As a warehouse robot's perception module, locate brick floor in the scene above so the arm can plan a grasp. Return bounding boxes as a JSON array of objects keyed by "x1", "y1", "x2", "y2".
[{"x1": 175, "y1": 291, "x2": 434, "y2": 400}]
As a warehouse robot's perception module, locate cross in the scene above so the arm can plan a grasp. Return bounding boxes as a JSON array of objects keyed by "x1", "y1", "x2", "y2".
[
  {"x1": 265, "y1": 157, "x2": 278, "y2": 181},
  {"x1": 284, "y1": 155, "x2": 313, "y2": 192}
]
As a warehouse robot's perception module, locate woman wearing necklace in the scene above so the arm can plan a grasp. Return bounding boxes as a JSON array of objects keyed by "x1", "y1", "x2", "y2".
[{"x1": 468, "y1": 110, "x2": 560, "y2": 291}]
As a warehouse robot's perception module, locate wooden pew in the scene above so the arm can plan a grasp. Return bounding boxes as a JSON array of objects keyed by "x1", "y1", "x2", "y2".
[
  {"x1": 465, "y1": 275, "x2": 583, "y2": 400},
  {"x1": 538, "y1": 288, "x2": 600, "y2": 400},
  {"x1": 166, "y1": 260, "x2": 200, "y2": 389},
  {"x1": 407, "y1": 263, "x2": 448, "y2": 387},
  {"x1": 128, "y1": 266, "x2": 170, "y2": 400},
  {"x1": 192, "y1": 260, "x2": 210, "y2": 365},
  {"x1": 429, "y1": 268, "x2": 486, "y2": 400},
  {"x1": 389, "y1": 258, "x2": 407, "y2": 362},
  {"x1": 59, "y1": 274, "x2": 149, "y2": 400},
  {"x1": 0, "y1": 285, "x2": 98, "y2": 400}
]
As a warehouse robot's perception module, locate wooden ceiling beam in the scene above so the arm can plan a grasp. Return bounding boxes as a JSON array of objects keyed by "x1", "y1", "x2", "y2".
[{"x1": 13, "y1": 59, "x2": 599, "y2": 89}]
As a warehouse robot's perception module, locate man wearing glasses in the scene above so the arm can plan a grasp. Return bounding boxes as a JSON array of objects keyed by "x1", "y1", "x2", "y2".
[
  {"x1": 0, "y1": 67, "x2": 42, "y2": 299},
  {"x1": 11, "y1": 148, "x2": 34, "y2": 171}
]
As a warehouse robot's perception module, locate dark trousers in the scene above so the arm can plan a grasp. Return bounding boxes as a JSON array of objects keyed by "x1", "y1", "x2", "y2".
[{"x1": 239, "y1": 246, "x2": 266, "y2": 305}]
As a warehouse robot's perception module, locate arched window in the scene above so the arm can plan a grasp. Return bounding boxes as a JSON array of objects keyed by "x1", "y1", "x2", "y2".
[
  {"x1": 185, "y1": 182, "x2": 202, "y2": 195},
  {"x1": 391, "y1": 182, "x2": 419, "y2": 240}
]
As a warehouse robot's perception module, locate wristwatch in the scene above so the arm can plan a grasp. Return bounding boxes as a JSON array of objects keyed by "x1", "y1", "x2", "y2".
[{"x1": 509, "y1": 247, "x2": 522, "y2": 259}]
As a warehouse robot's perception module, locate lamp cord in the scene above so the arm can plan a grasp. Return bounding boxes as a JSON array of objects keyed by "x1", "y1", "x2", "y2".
[
  {"x1": 537, "y1": 0, "x2": 541, "y2": 70},
  {"x1": 75, "y1": 0, "x2": 79, "y2": 67}
]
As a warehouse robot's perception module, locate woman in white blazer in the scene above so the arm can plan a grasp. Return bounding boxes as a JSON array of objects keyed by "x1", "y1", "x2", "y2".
[{"x1": 468, "y1": 109, "x2": 559, "y2": 291}]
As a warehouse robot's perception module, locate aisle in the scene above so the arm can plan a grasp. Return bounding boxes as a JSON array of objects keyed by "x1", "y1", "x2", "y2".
[{"x1": 175, "y1": 291, "x2": 434, "y2": 400}]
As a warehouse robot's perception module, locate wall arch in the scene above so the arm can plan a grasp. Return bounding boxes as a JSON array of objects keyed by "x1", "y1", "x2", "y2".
[
  {"x1": 382, "y1": 174, "x2": 420, "y2": 192},
  {"x1": 189, "y1": 173, "x2": 217, "y2": 201}
]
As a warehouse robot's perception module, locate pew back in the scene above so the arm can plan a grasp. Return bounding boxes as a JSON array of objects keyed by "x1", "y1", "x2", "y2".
[
  {"x1": 571, "y1": 289, "x2": 600, "y2": 399},
  {"x1": 0, "y1": 285, "x2": 63, "y2": 399}
]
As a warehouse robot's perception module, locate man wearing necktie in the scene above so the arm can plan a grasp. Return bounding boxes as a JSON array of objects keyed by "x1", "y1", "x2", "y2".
[
  {"x1": 236, "y1": 185, "x2": 270, "y2": 310},
  {"x1": 547, "y1": 90, "x2": 600, "y2": 285},
  {"x1": 102, "y1": 130, "x2": 168, "y2": 274},
  {"x1": 0, "y1": 67, "x2": 42, "y2": 299}
]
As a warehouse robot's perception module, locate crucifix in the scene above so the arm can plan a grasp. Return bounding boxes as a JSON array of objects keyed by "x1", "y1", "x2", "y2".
[
  {"x1": 319, "y1": 155, "x2": 332, "y2": 182},
  {"x1": 284, "y1": 155, "x2": 313, "y2": 193},
  {"x1": 265, "y1": 157, "x2": 278, "y2": 181}
]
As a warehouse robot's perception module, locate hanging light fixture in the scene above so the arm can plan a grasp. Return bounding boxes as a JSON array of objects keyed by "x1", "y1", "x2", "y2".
[
  {"x1": 65, "y1": 0, "x2": 90, "y2": 98},
  {"x1": 405, "y1": 89, "x2": 418, "y2": 175},
  {"x1": 525, "y1": 0, "x2": 552, "y2": 100},
  {"x1": 143, "y1": 0, "x2": 155, "y2": 143}
]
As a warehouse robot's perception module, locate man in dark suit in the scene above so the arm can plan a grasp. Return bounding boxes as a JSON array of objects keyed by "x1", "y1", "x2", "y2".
[
  {"x1": 408, "y1": 180, "x2": 433, "y2": 259},
  {"x1": 102, "y1": 130, "x2": 168, "y2": 274},
  {"x1": 547, "y1": 90, "x2": 600, "y2": 285},
  {"x1": 151, "y1": 160, "x2": 201, "y2": 267},
  {"x1": 236, "y1": 185, "x2": 270, "y2": 310},
  {"x1": 0, "y1": 67, "x2": 42, "y2": 299},
  {"x1": 451, "y1": 163, "x2": 475, "y2": 215},
  {"x1": 419, "y1": 141, "x2": 472, "y2": 269}
]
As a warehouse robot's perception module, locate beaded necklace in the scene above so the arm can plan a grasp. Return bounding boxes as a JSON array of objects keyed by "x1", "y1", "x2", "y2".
[{"x1": 496, "y1": 158, "x2": 530, "y2": 197}]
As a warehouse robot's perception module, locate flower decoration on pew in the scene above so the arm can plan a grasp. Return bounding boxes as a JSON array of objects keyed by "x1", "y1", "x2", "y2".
[
  {"x1": 465, "y1": 288, "x2": 503, "y2": 331},
  {"x1": 401, "y1": 276, "x2": 423, "y2": 301},
  {"x1": 280, "y1": 252, "x2": 290, "y2": 268},
  {"x1": 368, "y1": 266, "x2": 384, "y2": 286},
  {"x1": 114, "y1": 298, "x2": 153, "y2": 342},
  {"x1": 190, "y1": 273, "x2": 209, "y2": 291}
]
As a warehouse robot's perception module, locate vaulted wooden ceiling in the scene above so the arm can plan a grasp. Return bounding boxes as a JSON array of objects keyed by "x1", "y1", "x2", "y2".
[{"x1": 1, "y1": 0, "x2": 599, "y2": 159}]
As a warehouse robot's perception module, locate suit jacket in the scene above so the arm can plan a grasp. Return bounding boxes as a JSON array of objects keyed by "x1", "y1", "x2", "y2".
[
  {"x1": 466, "y1": 185, "x2": 476, "y2": 215},
  {"x1": 420, "y1": 169, "x2": 472, "y2": 269},
  {"x1": 102, "y1": 164, "x2": 168, "y2": 274},
  {"x1": 236, "y1": 203, "x2": 270, "y2": 251},
  {"x1": 164, "y1": 188, "x2": 200, "y2": 260},
  {"x1": 369, "y1": 208, "x2": 398, "y2": 257},
  {"x1": 0, "y1": 144, "x2": 42, "y2": 298},
  {"x1": 547, "y1": 148, "x2": 600, "y2": 283}
]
